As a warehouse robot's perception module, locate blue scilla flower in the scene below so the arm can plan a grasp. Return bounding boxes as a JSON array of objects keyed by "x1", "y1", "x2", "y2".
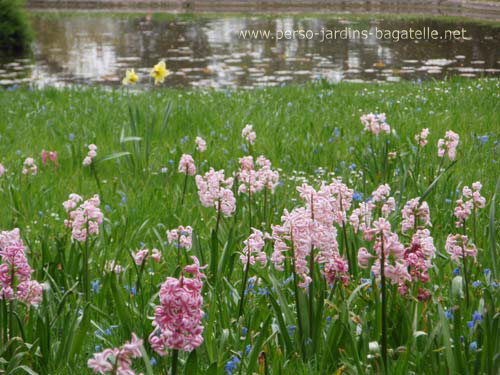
[
  {"x1": 453, "y1": 268, "x2": 460, "y2": 276},
  {"x1": 479, "y1": 135, "x2": 488, "y2": 144},
  {"x1": 472, "y1": 281, "x2": 481, "y2": 288},
  {"x1": 224, "y1": 355, "x2": 240, "y2": 375},
  {"x1": 327, "y1": 137, "x2": 334, "y2": 144},
  {"x1": 334, "y1": 127, "x2": 340, "y2": 138},
  {"x1": 287, "y1": 325, "x2": 297, "y2": 335},
  {"x1": 69, "y1": 133, "x2": 75, "y2": 141},
  {"x1": 469, "y1": 341, "x2": 478, "y2": 352},
  {"x1": 484, "y1": 268, "x2": 490, "y2": 276},
  {"x1": 445, "y1": 309, "x2": 453, "y2": 320},
  {"x1": 91, "y1": 279, "x2": 100, "y2": 294},
  {"x1": 349, "y1": 163, "x2": 356, "y2": 171},
  {"x1": 353, "y1": 192, "x2": 362, "y2": 201},
  {"x1": 467, "y1": 321, "x2": 475, "y2": 329},
  {"x1": 258, "y1": 287, "x2": 268, "y2": 296},
  {"x1": 472, "y1": 311, "x2": 483, "y2": 323},
  {"x1": 95, "y1": 345, "x2": 101, "y2": 352},
  {"x1": 245, "y1": 344, "x2": 251, "y2": 355},
  {"x1": 169, "y1": 159, "x2": 174, "y2": 165},
  {"x1": 242, "y1": 327, "x2": 248, "y2": 336},
  {"x1": 445, "y1": 198, "x2": 452, "y2": 204}
]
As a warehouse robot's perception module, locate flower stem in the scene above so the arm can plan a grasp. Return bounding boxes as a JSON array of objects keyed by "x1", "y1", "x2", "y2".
[
  {"x1": 171, "y1": 349, "x2": 179, "y2": 375},
  {"x1": 180, "y1": 170, "x2": 189, "y2": 206},
  {"x1": 380, "y1": 232, "x2": 388, "y2": 371}
]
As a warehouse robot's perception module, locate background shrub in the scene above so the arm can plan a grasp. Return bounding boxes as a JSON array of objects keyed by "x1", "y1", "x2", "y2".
[{"x1": 0, "y1": 0, "x2": 32, "y2": 53}]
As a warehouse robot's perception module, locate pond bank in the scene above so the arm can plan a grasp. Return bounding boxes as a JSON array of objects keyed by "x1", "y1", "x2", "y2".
[{"x1": 26, "y1": 0, "x2": 500, "y2": 22}]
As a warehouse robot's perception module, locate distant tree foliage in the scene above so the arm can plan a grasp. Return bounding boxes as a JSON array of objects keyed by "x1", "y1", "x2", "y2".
[{"x1": 0, "y1": 0, "x2": 32, "y2": 53}]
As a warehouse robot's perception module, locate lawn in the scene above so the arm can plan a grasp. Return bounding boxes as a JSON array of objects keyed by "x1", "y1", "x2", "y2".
[{"x1": 0, "y1": 77, "x2": 499, "y2": 374}]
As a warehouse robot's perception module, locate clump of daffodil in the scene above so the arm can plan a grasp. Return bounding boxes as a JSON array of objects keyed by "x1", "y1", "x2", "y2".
[
  {"x1": 151, "y1": 61, "x2": 170, "y2": 85},
  {"x1": 122, "y1": 69, "x2": 139, "y2": 85}
]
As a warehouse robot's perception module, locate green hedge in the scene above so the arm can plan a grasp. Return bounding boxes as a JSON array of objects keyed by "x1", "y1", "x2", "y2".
[{"x1": 0, "y1": 0, "x2": 32, "y2": 53}]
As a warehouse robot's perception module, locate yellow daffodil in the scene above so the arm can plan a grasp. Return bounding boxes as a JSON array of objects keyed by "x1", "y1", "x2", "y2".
[
  {"x1": 151, "y1": 61, "x2": 170, "y2": 85},
  {"x1": 122, "y1": 69, "x2": 139, "y2": 85}
]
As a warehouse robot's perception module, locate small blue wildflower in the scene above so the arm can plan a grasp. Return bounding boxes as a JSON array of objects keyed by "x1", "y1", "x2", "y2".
[
  {"x1": 288, "y1": 102, "x2": 292, "y2": 107},
  {"x1": 140, "y1": 241, "x2": 145, "y2": 248},
  {"x1": 445, "y1": 309, "x2": 453, "y2": 320},
  {"x1": 210, "y1": 130, "x2": 216, "y2": 136},
  {"x1": 491, "y1": 281, "x2": 498, "y2": 288},
  {"x1": 334, "y1": 127, "x2": 340, "y2": 138},
  {"x1": 340, "y1": 161, "x2": 345, "y2": 168},
  {"x1": 38, "y1": 210, "x2": 44, "y2": 216},
  {"x1": 150, "y1": 358, "x2": 157, "y2": 366},
  {"x1": 91, "y1": 279, "x2": 100, "y2": 294},
  {"x1": 69, "y1": 133, "x2": 75, "y2": 141},
  {"x1": 258, "y1": 287, "x2": 268, "y2": 296},
  {"x1": 472, "y1": 311, "x2": 482, "y2": 323},
  {"x1": 472, "y1": 281, "x2": 481, "y2": 288},
  {"x1": 105, "y1": 328, "x2": 111, "y2": 336},
  {"x1": 95, "y1": 330, "x2": 103, "y2": 337},
  {"x1": 453, "y1": 268, "x2": 460, "y2": 276},
  {"x1": 104, "y1": 204, "x2": 111, "y2": 212},
  {"x1": 287, "y1": 325, "x2": 297, "y2": 335},
  {"x1": 95, "y1": 345, "x2": 101, "y2": 352},
  {"x1": 353, "y1": 192, "x2": 362, "y2": 201},
  {"x1": 245, "y1": 344, "x2": 251, "y2": 355},
  {"x1": 479, "y1": 135, "x2": 488, "y2": 144},
  {"x1": 327, "y1": 137, "x2": 334, "y2": 144},
  {"x1": 445, "y1": 198, "x2": 452, "y2": 204},
  {"x1": 130, "y1": 287, "x2": 136, "y2": 296},
  {"x1": 169, "y1": 159, "x2": 174, "y2": 165},
  {"x1": 469, "y1": 341, "x2": 478, "y2": 352},
  {"x1": 349, "y1": 163, "x2": 356, "y2": 171},
  {"x1": 467, "y1": 320, "x2": 474, "y2": 329},
  {"x1": 242, "y1": 327, "x2": 248, "y2": 336},
  {"x1": 241, "y1": 143, "x2": 249, "y2": 153},
  {"x1": 484, "y1": 268, "x2": 490, "y2": 276}
]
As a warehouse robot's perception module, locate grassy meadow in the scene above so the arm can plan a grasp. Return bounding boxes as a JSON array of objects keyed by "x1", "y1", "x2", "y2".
[{"x1": 0, "y1": 77, "x2": 499, "y2": 374}]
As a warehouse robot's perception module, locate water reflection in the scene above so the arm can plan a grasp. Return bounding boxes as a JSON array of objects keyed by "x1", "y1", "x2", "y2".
[{"x1": 1, "y1": 13, "x2": 499, "y2": 88}]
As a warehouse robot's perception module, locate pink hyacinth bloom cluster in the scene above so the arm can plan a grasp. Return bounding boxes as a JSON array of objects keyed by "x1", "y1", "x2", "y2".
[
  {"x1": 454, "y1": 182, "x2": 486, "y2": 227},
  {"x1": 401, "y1": 198, "x2": 431, "y2": 233},
  {"x1": 359, "y1": 218, "x2": 411, "y2": 290},
  {"x1": 445, "y1": 234, "x2": 477, "y2": 263},
  {"x1": 149, "y1": 256, "x2": 205, "y2": 355},
  {"x1": 415, "y1": 128, "x2": 429, "y2": 148},
  {"x1": 83, "y1": 144, "x2": 97, "y2": 166},
  {"x1": 437, "y1": 130, "x2": 459, "y2": 161},
  {"x1": 350, "y1": 202, "x2": 375, "y2": 233},
  {"x1": 22, "y1": 157, "x2": 37, "y2": 176},
  {"x1": 167, "y1": 225, "x2": 193, "y2": 250},
  {"x1": 0, "y1": 228, "x2": 43, "y2": 306},
  {"x1": 242, "y1": 124, "x2": 256, "y2": 144},
  {"x1": 237, "y1": 155, "x2": 280, "y2": 195},
  {"x1": 271, "y1": 182, "x2": 349, "y2": 288},
  {"x1": 0, "y1": 163, "x2": 6, "y2": 177},
  {"x1": 178, "y1": 154, "x2": 196, "y2": 176},
  {"x1": 360, "y1": 113, "x2": 391, "y2": 135},
  {"x1": 133, "y1": 248, "x2": 161, "y2": 266},
  {"x1": 403, "y1": 229, "x2": 436, "y2": 283},
  {"x1": 350, "y1": 184, "x2": 394, "y2": 233},
  {"x1": 63, "y1": 194, "x2": 104, "y2": 242},
  {"x1": 195, "y1": 168, "x2": 236, "y2": 217},
  {"x1": 241, "y1": 228, "x2": 268, "y2": 269},
  {"x1": 88, "y1": 333, "x2": 143, "y2": 375},
  {"x1": 41, "y1": 149, "x2": 58, "y2": 166},
  {"x1": 195, "y1": 136, "x2": 206, "y2": 152}
]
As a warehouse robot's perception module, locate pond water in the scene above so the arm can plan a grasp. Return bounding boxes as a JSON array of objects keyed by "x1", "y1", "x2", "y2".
[{"x1": 1, "y1": 11, "x2": 499, "y2": 88}]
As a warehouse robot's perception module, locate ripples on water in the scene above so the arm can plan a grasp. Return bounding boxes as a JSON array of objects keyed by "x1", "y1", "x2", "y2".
[{"x1": 1, "y1": 13, "x2": 499, "y2": 88}]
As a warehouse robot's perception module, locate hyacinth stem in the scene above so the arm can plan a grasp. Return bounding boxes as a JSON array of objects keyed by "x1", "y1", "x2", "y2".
[
  {"x1": 90, "y1": 163, "x2": 103, "y2": 201},
  {"x1": 380, "y1": 232, "x2": 388, "y2": 371},
  {"x1": 83, "y1": 225, "x2": 90, "y2": 301},
  {"x1": 308, "y1": 193, "x2": 315, "y2": 343},
  {"x1": 238, "y1": 190, "x2": 253, "y2": 318},
  {"x1": 290, "y1": 230, "x2": 306, "y2": 360},
  {"x1": 462, "y1": 224, "x2": 470, "y2": 308},
  {"x1": 171, "y1": 349, "x2": 179, "y2": 375},
  {"x1": 180, "y1": 170, "x2": 189, "y2": 206}
]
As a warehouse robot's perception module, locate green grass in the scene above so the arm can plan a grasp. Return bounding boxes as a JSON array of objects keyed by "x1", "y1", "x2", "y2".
[{"x1": 0, "y1": 77, "x2": 499, "y2": 374}]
